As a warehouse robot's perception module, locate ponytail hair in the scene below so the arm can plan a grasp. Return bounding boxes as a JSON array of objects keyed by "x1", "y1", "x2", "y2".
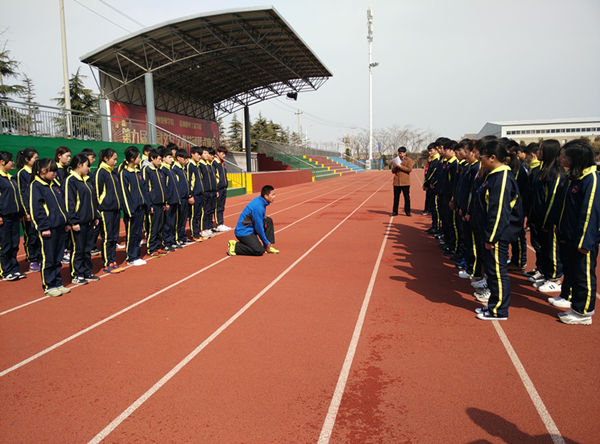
[
  {"x1": 539, "y1": 139, "x2": 561, "y2": 182},
  {"x1": 31, "y1": 158, "x2": 58, "y2": 182},
  {"x1": 480, "y1": 138, "x2": 509, "y2": 162},
  {"x1": 69, "y1": 153, "x2": 90, "y2": 171},
  {"x1": 563, "y1": 139, "x2": 595, "y2": 181},
  {"x1": 16, "y1": 147, "x2": 38, "y2": 170},
  {"x1": 98, "y1": 148, "x2": 117, "y2": 164}
]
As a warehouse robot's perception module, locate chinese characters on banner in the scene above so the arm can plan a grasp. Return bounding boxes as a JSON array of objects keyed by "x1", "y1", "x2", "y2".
[{"x1": 109, "y1": 101, "x2": 219, "y2": 150}]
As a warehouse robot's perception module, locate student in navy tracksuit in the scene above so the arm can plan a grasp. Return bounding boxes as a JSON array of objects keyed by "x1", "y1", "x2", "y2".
[
  {"x1": 159, "y1": 146, "x2": 181, "y2": 250},
  {"x1": 199, "y1": 146, "x2": 218, "y2": 237},
  {"x1": 0, "y1": 151, "x2": 27, "y2": 281},
  {"x1": 472, "y1": 139, "x2": 523, "y2": 320},
  {"x1": 30, "y1": 158, "x2": 70, "y2": 297},
  {"x1": 213, "y1": 145, "x2": 231, "y2": 231},
  {"x1": 95, "y1": 148, "x2": 124, "y2": 274},
  {"x1": 173, "y1": 149, "x2": 193, "y2": 245},
  {"x1": 54, "y1": 146, "x2": 71, "y2": 189},
  {"x1": 424, "y1": 144, "x2": 442, "y2": 234},
  {"x1": 65, "y1": 153, "x2": 99, "y2": 284},
  {"x1": 228, "y1": 185, "x2": 279, "y2": 256},
  {"x1": 119, "y1": 146, "x2": 150, "y2": 266},
  {"x1": 16, "y1": 147, "x2": 41, "y2": 272},
  {"x1": 551, "y1": 140, "x2": 600, "y2": 325},
  {"x1": 437, "y1": 139, "x2": 459, "y2": 255},
  {"x1": 187, "y1": 146, "x2": 205, "y2": 240},
  {"x1": 530, "y1": 140, "x2": 563, "y2": 292},
  {"x1": 80, "y1": 148, "x2": 101, "y2": 257},
  {"x1": 143, "y1": 149, "x2": 168, "y2": 256}
]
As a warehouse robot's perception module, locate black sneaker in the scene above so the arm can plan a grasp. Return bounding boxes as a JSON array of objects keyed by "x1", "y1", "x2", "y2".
[
  {"x1": 85, "y1": 275, "x2": 101, "y2": 281},
  {"x1": 15, "y1": 272, "x2": 27, "y2": 280},
  {"x1": 2, "y1": 273, "x2": 19, "y2": 281}
]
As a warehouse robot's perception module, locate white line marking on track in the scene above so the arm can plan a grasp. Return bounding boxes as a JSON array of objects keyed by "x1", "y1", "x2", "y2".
[
  {"x1": 492, "y1": 321, "x2": 565, "y2": 444},
  {"x1": 87, "y1": 180, "x2": 387, "y2": 444},
  {"x1": 317, "y1": 216, "x2": 392, "y2": 443},
  {"x1": 0, "y1": 181, "x2": 358, "y2": 316},
  {"x1": 0, "y1": 177, "x2": 383, "y2": 376}
]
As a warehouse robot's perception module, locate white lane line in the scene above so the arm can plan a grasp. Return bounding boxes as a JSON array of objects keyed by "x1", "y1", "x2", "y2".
[
  {"x1": 492, "y1": 322, "x2": 565, "y2": 444},
  {"x1": 0, "y1": 180, "x2": 360, "y2": 317},
  {"x1": 525, "y1": 244, "x2": 599, "y2": 300},
  {"x1": 318, "y1": 216, "x2": 392, "y2": 443},
  {"x1": 0, "y1": 177, "x2": 383, "y2": 376},
  {"x1": 88, "y1": 181, "x2": 387, "y2": 444}
]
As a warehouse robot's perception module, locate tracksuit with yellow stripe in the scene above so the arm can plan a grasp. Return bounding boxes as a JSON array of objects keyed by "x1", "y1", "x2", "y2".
[
  {"x1": 557, "y1": 166, "x2": 599, "y2": 316},
  {"x1": 472, "y1": 165, "x2": 523, "y2": 318},
  {"x1": 17, "y1": 165, "x2": 41, "y2": 265},
  {"x1": 95, "y1": 162, "x2": 123, "y2": 267},
  {"x1": 160, "y1": 163, "x2": 181, "y2": 247},
  {"x1": 172, "y1": 161, "x2": 191, "y2": 243},
  {"x1": 143, "y1": 164, "x2": 167, "y2": 253},
  {"x1": 0, "y1": 170, "x2": 24, "y2": 279},
  {"x1": 65, "y1": 171, "x2": 98, "y2": 279},
  {"x1": 199, "y1": 159, "x2": 217, "y2": 232},
  {"x1": 120, "y1": 166, "x2": 149, "y2": 262},
  {"x1": 187, "y1": 160, "x2": 203, "y2": 238},
  {"x1": 30, "y1": 177, "x2": 68, "y2": 291},
  {"x1": 424, "y1": 153, "x2": 441, "y2": 231}
]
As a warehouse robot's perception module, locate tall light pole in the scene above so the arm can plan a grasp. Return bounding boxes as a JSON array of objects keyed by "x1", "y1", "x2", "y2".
[
  {"x1": 367, "y1": 8, "x2": 378, "y2": 170},
  {"x1": 59, "y1": 0, "x2": 72, "y2": 137}
]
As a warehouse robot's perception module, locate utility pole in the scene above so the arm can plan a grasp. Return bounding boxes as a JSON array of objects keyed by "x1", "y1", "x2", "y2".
[
  {"x1": 59, "y1": 0, "x2": 72, "y2": 137},
  {"x1": 295, "y1": 109, "x2": 303, "y2": 147}
]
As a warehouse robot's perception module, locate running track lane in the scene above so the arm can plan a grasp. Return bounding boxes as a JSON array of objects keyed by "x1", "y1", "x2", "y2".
[
  {"x1": 0, "y1": 173, "x2": 386, "y2": 441},
  {"x1": 0, "y1": 174, "x2": 373, "y2": 370},
  {"x1": 328, "y1": 173, "x2": 599, "y2": 443}
]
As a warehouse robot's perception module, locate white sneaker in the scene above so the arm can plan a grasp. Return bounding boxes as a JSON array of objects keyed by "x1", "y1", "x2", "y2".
[
  {"x1": 558, "y1": 310, "x2": 592, "y2": 325},
  {"x1": 548, "y1": 296, "x2": 571, "y2": 308},
  {"x1": 202, "y1": 230, "x2": 215, "y2": 238},
  {"x1": 474, "y1": 288, "x2": 491, "y2": 303},
  {"x1": 458, "y1": 269, "x2": 471, "y2": 279},
  {"x1": 538, "y1": 280, "x2": 562, "y2": 293},
  {"x1": 528, "y1": 270, "x2": 543, "y2": 281},
  {"x1": 471, "y1": 277, "x2": 487, "y2": 289},
  {"x1": 532, "y1": 279, "x2": 547, "y2": 288},
  {"x1": 127, "y1": 258, "x2": 147, "y2": 266},
  {"x1": 116, "y1": 243, "x2": 125, "y2": 250},
  {"x1": 216, "y1": 224, "x2": 232, "y2": 232}
]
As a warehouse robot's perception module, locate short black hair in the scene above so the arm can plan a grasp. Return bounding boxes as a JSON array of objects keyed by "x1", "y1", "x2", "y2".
[
  {"x1": 148, "y1": 149, "x2": 161, "y2": 161},
  {"x1": 143, "y1": 144, "x2": 153, "y2": 154},
  {"x1": 80, "y1": 148, "x2": 96, "y2": 158},
  {"x1": 261, "y1": 185, "x2": 274, "y2": 197},
  {"x1": 190, "y1": 146, "x2": 202, "y2": 155},
  {"x1": 159, "y1": 146, "x2": 172, "y2": 158},
  {"x1": 397, "y1": 146, "x2": 407, "y2": 153},
  {"x1": 69, "y1": 153, "x2": 90, "y2": 170},
  {"x1": 175, "y1": 149, "x2": 189, "y2": 159}
]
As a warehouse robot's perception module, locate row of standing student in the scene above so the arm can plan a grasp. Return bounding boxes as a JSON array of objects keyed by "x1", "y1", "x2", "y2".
[
  {"x1": 0, "y1": 143, "x2": 230, "y2": 297},
  {"x1": 422, "y1": 137, "x2": 599, "y2": 325}
]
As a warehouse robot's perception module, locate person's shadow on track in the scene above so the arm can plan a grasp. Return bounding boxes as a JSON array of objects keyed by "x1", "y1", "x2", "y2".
[
  {"x1": 386, "y1": 220, "x2": 564, "y2": 319},
  {"x1": 466, "y1": 407, "x2": 580, "y2": 444}
]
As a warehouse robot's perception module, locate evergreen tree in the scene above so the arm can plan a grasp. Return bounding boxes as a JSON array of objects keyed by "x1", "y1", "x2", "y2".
[
  {"x1": 21, "y1": 74, "x2": 40, "y2": 134},
  {"x1": 54, "y1": 68, "x2": 100, "y2": 138},
  {"x1": 0, "y1": 42, "x2": 25, "y2": 97},
  {"x1": 228, "y1": 114, "x2": 242, "y2": 150}
]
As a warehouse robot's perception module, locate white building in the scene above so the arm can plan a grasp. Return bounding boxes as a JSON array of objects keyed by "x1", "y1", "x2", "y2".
[{"x1": 477, "y1": 118, "x2": 600, "y2": 144}]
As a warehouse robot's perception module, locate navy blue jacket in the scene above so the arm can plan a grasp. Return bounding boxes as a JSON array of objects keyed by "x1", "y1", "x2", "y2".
[
  {"x1": 423, "y1": 154, "x2": 441, "y2": 189},
  {"x1": 16, "y1": 166, "x2": 33, "y2": 215},
  {"x1": 160, "y1": 164, "x2": 181, "y2": 205},
  {"x1": 95, "y1": 162, "x2": 122, "y2": 212},
  {"x1": 0, "y1": 170, "x2": 22, "y2": 216},
  {"x1": 30, "y1": 177, "x2": 68, "y2": 230},
  {"x1": 235, "y1": 196, "x2": 270, "y2": 246},
  {"x1": 471, "y1": 165, "x2": 523, "y2": 244},
  {"x1": 558, "y1": 166, "x2": 600, "y2": 251},
  {"x1": 514, "y1": 162, "x2": 530, "y2": 216},
  {"x1": 199, "y1": 160, "x2": 217, "y2": 193},
  {"x1": 172, "y1": 162, "x2": 191, "y2": 200},
  {"x1": 143, "y1": 164, "x2": 167, "y2": 205},
  {"x1": 531, "y1": 166, "x2": 563, "y2": 228},
  {"x1": 187, "y1": 161, "x2": 203, "y2": 196},
  {"x1": 119, "y1": 167, "x2": 149, "y2": 217},
  {"x1": 65, "y1": 172, "x2": 98, "y2": 225},
  {"x1": 437, "y1": 157, "x2": 458, "y2": 198},
  {"x1": 213, "y1": 158, "x2": 227, "y2": 190}
]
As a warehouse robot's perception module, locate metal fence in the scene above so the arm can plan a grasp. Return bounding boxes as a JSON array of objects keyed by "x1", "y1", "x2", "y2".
[{"x1": 256, "y1": 139, "x2": 340, "y2": 158}]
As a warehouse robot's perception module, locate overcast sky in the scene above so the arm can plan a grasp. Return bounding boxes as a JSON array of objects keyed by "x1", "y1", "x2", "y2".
[{"x1": 2, "y1": 0, "x2": 599, "y2": 147}]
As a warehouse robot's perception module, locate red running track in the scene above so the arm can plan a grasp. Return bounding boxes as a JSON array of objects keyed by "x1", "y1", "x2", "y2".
[{"x1": 0, "y1": 171, "x2": 598, "y2": 443}]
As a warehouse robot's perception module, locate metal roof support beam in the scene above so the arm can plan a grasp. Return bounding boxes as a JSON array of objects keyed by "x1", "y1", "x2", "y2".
[{"x1": 145, "y1": 72, "x2": 157, "y2": 144}]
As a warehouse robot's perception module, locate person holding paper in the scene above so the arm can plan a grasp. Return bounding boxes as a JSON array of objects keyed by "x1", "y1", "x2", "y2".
[{"x1": 391, "y1": 146, "x2": 413, "y2": 216}]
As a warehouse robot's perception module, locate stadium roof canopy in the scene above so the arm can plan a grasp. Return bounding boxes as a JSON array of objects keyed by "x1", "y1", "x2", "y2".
[{"x1": 81, "y1": 6, "x2": 332, "y2": 120}]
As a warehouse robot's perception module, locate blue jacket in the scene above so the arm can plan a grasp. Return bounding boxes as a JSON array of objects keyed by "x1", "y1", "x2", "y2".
[
  {"x1": 187, "y1": 161, "x2": 203, "y2": 196},
  {"x1": 119, "y1": 167, "x2": 149, "y2": 217},
  {"x1": 143, "y1": 164, "x2": 167, "y2": 205},
  {"x1": 160, "y1": 164, "x2": 181, "y2": 205},
  {"x1": 199, "y1": 160, "x2": 217, "y2": 192},
  {"x1": 558, "y1": 166, "x2": 600, "y2": 251},
  {"x1": 213, "y1": 158, "x2": 227, "y2": 190},
  {"x1": 95, "y1": 162, "x2": 122, "y2": 212},
  {"x1": 30, "y1": 177, "x2": 68, "y2": 231},
  {"x1": 0, "y1": 170, "x2": 22, "y2": 216},
  {"x1": 471, "y1": 165, "x2": 523, "y2": 244},
  {"x1": 16, "y1": 165, "x2": 33, "y2": 215},
  {"x1": 65, "y1": 172, "x2": 98, "y2": 225},
  {"x1": 235, "y1": 196, "x2": 270, "y2": 246},
  {"x1": 172, "y1": 162, "x2": 191, "y2": 200}
]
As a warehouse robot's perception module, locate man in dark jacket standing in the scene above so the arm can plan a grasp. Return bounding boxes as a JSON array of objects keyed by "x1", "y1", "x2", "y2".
[{"x1": 391, "y1": 146, "x2": 413, "y2": 216}]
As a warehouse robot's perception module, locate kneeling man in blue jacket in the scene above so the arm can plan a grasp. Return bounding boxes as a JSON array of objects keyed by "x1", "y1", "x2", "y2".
[{"x1": 228, "y1": 185, "x2": 279, "y2": 256}]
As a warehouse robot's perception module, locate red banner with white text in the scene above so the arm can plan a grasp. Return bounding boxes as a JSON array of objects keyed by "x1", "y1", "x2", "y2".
[{"x1": 109, "y1": 101, "x2": 219, "y2": 150}]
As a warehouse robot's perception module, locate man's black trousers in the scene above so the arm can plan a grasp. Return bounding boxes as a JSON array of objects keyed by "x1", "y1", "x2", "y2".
[
  {"x1": 392, "y1": 185, "x2": 411, "y2": 215},
  {"x1": 235, "y1": 217, "x2": 275, "y2": 256}
]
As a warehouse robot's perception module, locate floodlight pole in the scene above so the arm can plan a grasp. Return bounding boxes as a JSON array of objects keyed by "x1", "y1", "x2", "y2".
[
  {"x1": 367, "y1": 7, "x2": 374, "y2": 170},
  {"x1": 59, "y1": 0, "x2": 72, "y2": 137},
  {"x1": 144, "y1": 73, "x2": 157, "y2": 144}
]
